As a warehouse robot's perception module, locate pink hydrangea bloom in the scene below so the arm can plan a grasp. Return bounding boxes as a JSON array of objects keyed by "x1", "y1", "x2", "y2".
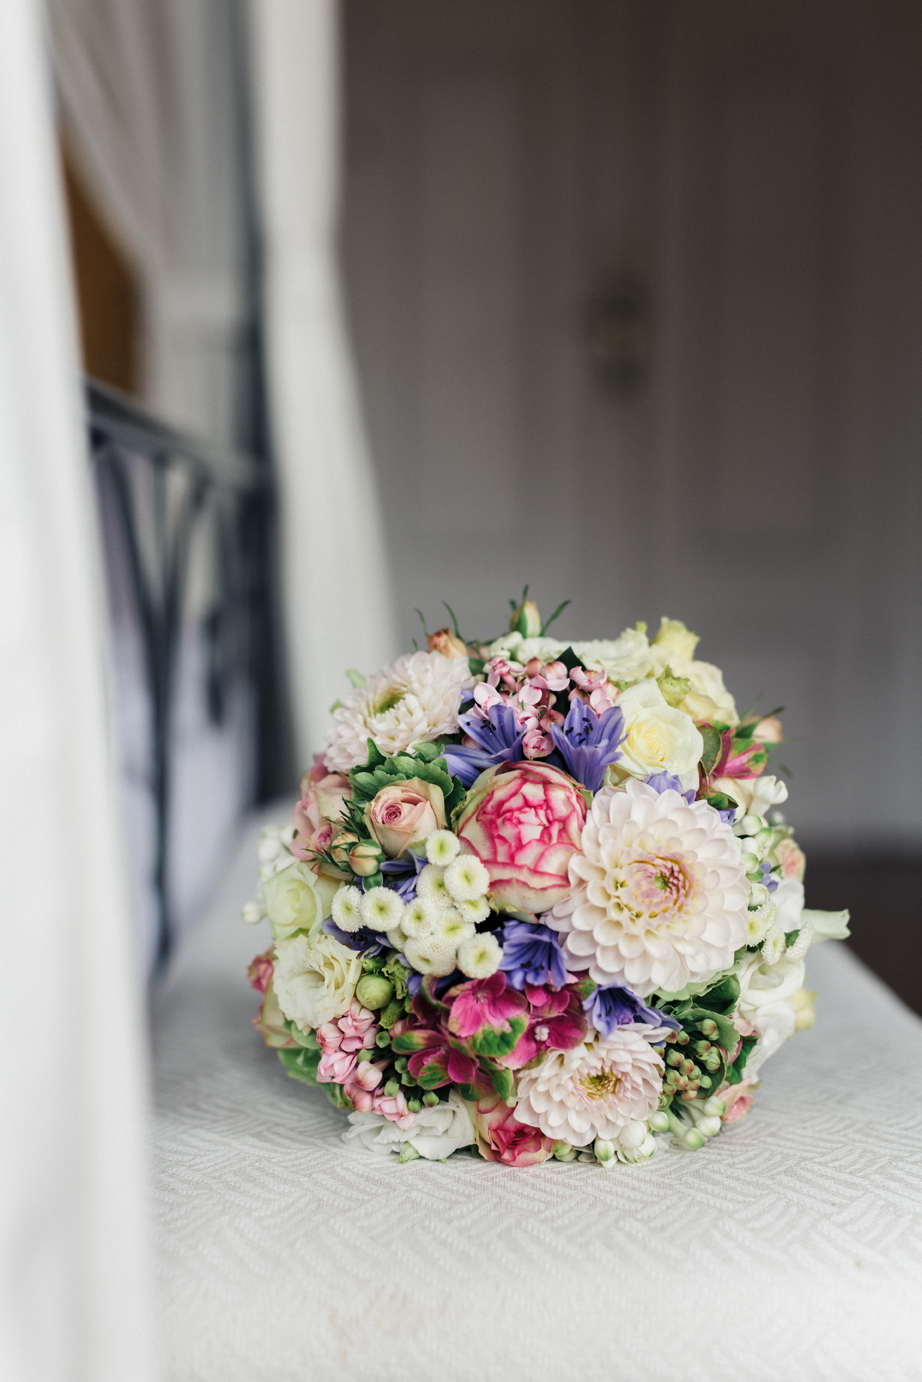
[{"x1": 447, "y1": 973, "x2": 527, "y2": 1041}]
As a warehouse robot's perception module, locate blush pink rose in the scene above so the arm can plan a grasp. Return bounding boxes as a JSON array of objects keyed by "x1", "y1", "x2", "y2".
[
  {"x1": 774, "y1": 837, "x2": 806, "y2": 882},
  {"x1": 455, "y1": 762, "x2": 588, "y2": 913},
  {"x1": 473, "y1": 1092, "x2": 552, "y2": 1166},
  {"x1": 290, "y1": 763, "x2": 352, "y2": 861},
  {"x1": 720, "y1": 1080, "x2": 755, "y2": 1123},
  {"x1": 247, "y1": 949, "x2": 274, "y2": 994},
  {"x1": 365, "y1": 777, "x2": 446, "y2": 857}
]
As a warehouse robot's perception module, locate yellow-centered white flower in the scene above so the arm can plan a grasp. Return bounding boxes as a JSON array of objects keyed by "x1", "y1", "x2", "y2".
[
  {"x1": 547, "y1": 780, "x2": 749, "y2": 998},
  {"x1": 514, "y1": 1026, "x2": 666, "y2": 1147}
]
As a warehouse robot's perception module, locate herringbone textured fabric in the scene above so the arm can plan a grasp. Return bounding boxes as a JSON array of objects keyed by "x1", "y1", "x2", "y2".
[{"x1": 152, "y1": 812, "x2": 922, "y2": 1382}]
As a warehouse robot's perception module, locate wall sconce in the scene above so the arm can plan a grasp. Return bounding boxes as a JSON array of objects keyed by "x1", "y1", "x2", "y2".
[{"x1": 587, "y1": 276, "x2": 650, "y2": 394}]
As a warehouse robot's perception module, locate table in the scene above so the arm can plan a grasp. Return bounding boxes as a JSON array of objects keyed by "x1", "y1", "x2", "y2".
[{"x1": 152, "y1": 810, "x2": 922, "y2": 1381}]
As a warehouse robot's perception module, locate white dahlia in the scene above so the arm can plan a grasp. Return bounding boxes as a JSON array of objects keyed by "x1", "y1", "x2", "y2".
[
  {"x1": 324, "y1": 651, "x2": 473, "y2": 773},
  {"x1": 547, "y1": 780, "x2": 750, "y2": 997},
  {"x1": 514, "y1": 1026, "x2": 666, "y2": 1147}
]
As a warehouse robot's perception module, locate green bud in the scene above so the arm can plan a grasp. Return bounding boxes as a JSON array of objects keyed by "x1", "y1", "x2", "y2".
[
  {"x1": 384, "y1": 1079, "x2": 400, "y2": 1098},
  {"x1": 657, "y1": 668, "x2": 692, "y2": 708},
  {"x1": 356, "y1": 975, "x2": 395, "y2": 1010},
  {"x1": 422, "y1": 1092, "x2": 440, "y2": 1108},
  {"x1": 595, "y1": 1138, "x2": 616, "y2": 1163},
  {"x1": 648, "y1": 1111, "x2": 670, "y2": 1133},
  {"x1": 698, "y1": 1075, "x2": 712, "y2": 1090},
  {"x1": 666, "y1": 1050, "x2": 684, "y2": 1068},
  {"x1": 407, "y1": 1098, "x2": 422, "y2": 1114},
  {"x1": 739, "y1": 813, "x2": 763, "y2": 836},
  {"x1": 677, "y1": 1031, "x2": 690, "y2": 1046},
  {"x1": 700, "y1": 1019, "x2": 718, "y2": 1038},
  {"x1": 375, "y1": 1030, "x2": 391, "y2": 1048},
  {"x1": 682, "y1": 1128, "x2": 706, "y2": 1150},
  {"x1": 552, "y1": 1141, "x2": 578, "y2": 1162},
  {"x1": 356, "y1": 1048, "x2": 375, "y2": 1064},
  {"x1": 703, "y1": 1049, "x2": 722, "y2": 1072},
  {"x1": 693, "y1": 1040, "x2": 712, "y2": 1057},
  {"x1": 397, "y1": 1142, "x2": 421, "y2": 1163},
  {"x1": 701, "y1": 1097, "x2": 726, "y2": 1118},
  {"x1": 393, "y1": 1056, "x2": 409, "y2": 1073},
  {"x1": 379, "y1": 1000, "x2": 404, "y2": 1030}
]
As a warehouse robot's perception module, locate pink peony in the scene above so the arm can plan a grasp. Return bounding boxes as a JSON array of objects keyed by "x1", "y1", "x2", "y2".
[
  {"x1": 472, "y1": 1092, "x2": 553, "y2": 1166},
  {"x1": 455, "y1": 761, "x2": 588, "y2": 912},
  {"x1": 247, "y1": 949, "x2": 274, "y2": 995}
]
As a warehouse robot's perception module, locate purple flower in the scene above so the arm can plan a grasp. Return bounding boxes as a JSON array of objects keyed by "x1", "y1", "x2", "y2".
[
  {"x1": 583, "y1": 984, "x2": 680, "y2": 1037},
  {"x1": 645, "y1": 771, "x2": 696, "y2": 804},
  {"x1": 379, "y1": 849, "x2": 427, "y2": 902},
  {"x1": 499, "y1": 919, "x2": 568, "y2": 990},
  {"x1": 321, "y1": 919, "x2": 389, "y2": 954},
  {"x1": 759, "y1": 860, "x2": 778, "y2": 894},
  {"x1": 550, "y1": 698, "x2": 624, "y2": 793},
  {"x1": 441, "y1": 703, "x2": 524, "y2": 787}
]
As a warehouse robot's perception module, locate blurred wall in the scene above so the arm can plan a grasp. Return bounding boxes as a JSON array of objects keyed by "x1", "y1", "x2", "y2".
[{"x1": 341, "y1": 0, "x2": 922, "y2": 853}]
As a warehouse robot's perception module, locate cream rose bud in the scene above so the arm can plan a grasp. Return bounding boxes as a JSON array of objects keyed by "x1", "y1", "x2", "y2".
[
  {"x1": 427, "y1": 627, "x2": 469, "y2": 659},
  {"x1": 365, "y1": 778, "x2": 446, "y2": 858},
  {"x1": 262, "y1": 861, "x2": 336, "y2": 941},
  {"x1": 608, "y1": 679, "x2": 704, "y2": 791},
  {"x1": 651, "y1": 616, "x2": 700, "y2": 662}
]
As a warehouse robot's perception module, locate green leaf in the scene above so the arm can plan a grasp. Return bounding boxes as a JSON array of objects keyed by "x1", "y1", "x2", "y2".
[
  {"x1": 277, "y1": 1046, "x2": 321, "y2": 1084},
  {"x1": 443, "y1": 602, "x2": 462, "y2": 638},
  {"x1": 699, "y1": 725, "x2": 724, "y2": 777},
  {"x1": 391, "y1": 1031, "x2": 430, "y2": 1054},
  {"x1": 695, "y1": 975, "x2": 740, "y2": 1014},
  {"x1": 346, "y1": 668, "x2": 366, "y2": 689},
  {"x1": 470, "y1": 1014, "x2": 528, "y2": 1059},
  {"x1": 727, "y1": 1033, "x2": 757, "y2": 1085},
  {"x1": 486, "y1": 1063, "x2": 515, "y2": 1105},
  {"x1": 541, "y1": 599, "x2": 571, "y2": 635}
]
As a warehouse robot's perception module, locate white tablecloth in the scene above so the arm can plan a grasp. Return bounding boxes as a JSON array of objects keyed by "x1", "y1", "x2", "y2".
[{"x1": 152, "y1": 810, "x2": 922, "y2": 1382}]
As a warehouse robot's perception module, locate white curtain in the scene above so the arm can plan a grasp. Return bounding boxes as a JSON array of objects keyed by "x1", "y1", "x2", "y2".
[
  {"x1": 0, "y1": 2, "x2": 157, "y2": 1379},
  {"x1": 247, "y1": 0, "x2": 396, "y2": 767},
  {"x1": 47, "y1": 0, "x2": 247, "y2": 448}
]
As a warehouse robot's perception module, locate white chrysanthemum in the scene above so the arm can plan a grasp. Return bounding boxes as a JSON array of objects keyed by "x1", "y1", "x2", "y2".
[
  {"x1": 455, "y1": 895, "x2": 491, "y2": 925},
  {"x1": 331, "y1": 884, "x2": 365, "y2": 933},
  {"x1": 547, "y1": 780, "x2": 749, "y2": 998},
  {"x1": 404, "y1": 934, "x2": 458, "y2": 977},
  {"x1": 444, "y1": 853, "x2": 490, "y2": 902},
  {"x1": 360, "y1": 886, "x2": 405, "y2": 931},
  {"x1": 324, "y1": 651, "x2": 473, "y2": 772},
  {"x1": 431, "y1": 908, "x2": 475, "y2": 946},
  {"x1": 402, "y1": 898, "x2": 437, "y2": 939},
  {"x1": 274, "y1": 933, "x2": 362, "y2": 1030},
  {"x1": 386, "y1": 925, "x2": 409, "y2": 953},
  {"x1": 426, "y1": 830, "x2": 461, "y2": 866},
  {"x1": 457, "y1": 931, "x2": 502, "y2": 979},
  {"x1": 514, "y1": 1026, "x2": 665, "y2": 1147},
  {"x1": 416, "y1": 864, "x2": 455, "y2": 909}
]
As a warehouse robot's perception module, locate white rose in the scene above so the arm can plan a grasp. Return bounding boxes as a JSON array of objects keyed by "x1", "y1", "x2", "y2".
[
  {"x1": 712, "y1": 772, "x2": 788, "y2": 821},
  {"x1": 651, "y1": 616, "x2": 700, "y2": 662},
  {"x1": 261, "y1": 860, "x2": 334, "y2": 941},
  {"x1": 648, "y1": 644, "x2": 738, "y2": 726},
  {"x1": 571, "y1": 627, "x2": 655, "y2": 684},
  {"x1": 608, "y1": 679, "x2": 704, "y2": 791},
  {"x1": 737, "y1": 950, "x2": 806, "y2": 1077},
  {"x1": 273, "y1": 932, "x2": 362, "y2": 1031},
  {"x1": 343, "y1": 1090, "x2": 475, "y2": 1160}
]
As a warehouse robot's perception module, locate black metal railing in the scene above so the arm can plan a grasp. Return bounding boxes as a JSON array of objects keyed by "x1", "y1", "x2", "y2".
[{"x1": 86, "y1": 378, "x2": 283, "y2": 972}]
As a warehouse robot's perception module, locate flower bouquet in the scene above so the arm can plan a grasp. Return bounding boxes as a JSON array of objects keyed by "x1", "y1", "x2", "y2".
[{"x1": 245, "y1": 593, "x2": 849, "y2": 1167}]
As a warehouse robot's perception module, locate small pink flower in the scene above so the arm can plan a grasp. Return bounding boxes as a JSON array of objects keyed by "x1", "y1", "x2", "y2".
[
  {"x1": 447, "y1": 973, "x2": 527, "y2": 1041},
  {"x1": 343, "y1": 1059, "x2": 385, "y2": 1111},
  {"x1": 373, "y1": 1088, "x2": 415, "y2": 1130},
  {"x1": 247, "y1": 949, "x2": 274, "y2": 995},
  {"x1": 317, "y1": 1048, "x2": 357, "y2": 1084},
  {"x1": 473, "y1": 1092, "x2": 552, "y2": 1166}
]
